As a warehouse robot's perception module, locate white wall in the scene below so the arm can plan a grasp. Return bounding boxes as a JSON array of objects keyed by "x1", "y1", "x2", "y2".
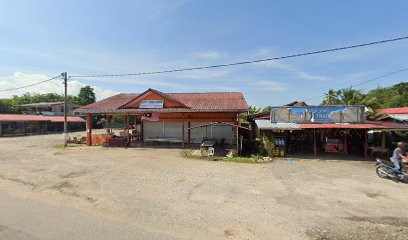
[{"x1": 143, "y1": 121, "x2": 234, "y2": 144}]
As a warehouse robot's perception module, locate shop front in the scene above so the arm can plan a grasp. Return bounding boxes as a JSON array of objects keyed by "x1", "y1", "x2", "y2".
[
  {"x1": 250, "y1": 106, "x2": 408, "y2": 159},
  {"x1": 75, "y1": 88, "x2": 248, "y2": 149}
]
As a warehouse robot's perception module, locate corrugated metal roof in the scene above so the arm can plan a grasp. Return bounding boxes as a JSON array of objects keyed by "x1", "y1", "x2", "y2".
[
  {"x1": 0, "y1": 114, "x2": 85, "y2": 123},
  {"x1": 386, "y1": 114, "x2": 408, "y2": 121},
  {"x1": 77, "y1": 89, "x2": 248, "y2": 113},
  {"x1": 255, "y1": 120, "x2": 302, "y2": 130},
  {"x1": 377, "y1": 107, "x2": 408, "y2": 115}
]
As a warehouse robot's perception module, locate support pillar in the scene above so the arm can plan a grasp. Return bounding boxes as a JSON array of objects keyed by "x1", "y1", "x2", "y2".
[
  {"x1": 381, "y1": 131, "x2": 386, "y2": 148},
  {"x1": 86, "y1": 113, "x2": 92, "y2": 146},
  {"x1": 364, "y1": 129, "x2": 368, "y2": 160},
  {"x1": 344, "y1": 131, "x2": 348, "y2": 154},
  {"x1": 313, "y1": 129, "x2": 317, "y2": 157},
  {"x1": 188, "y1": 122, "x2": 191, "y2": 144},
  {"x1": 140, "y1": 120, "x2": 144, "y2": 143},
  {"x1": 126, "y1": 114, "x2": 130, "y2": 144},
  {"x1": 106, "y1": 115, "x2": 112, "y2": 134},
  {"x1": 182, "y1": 114, "x2": 185, "y2": 149}
]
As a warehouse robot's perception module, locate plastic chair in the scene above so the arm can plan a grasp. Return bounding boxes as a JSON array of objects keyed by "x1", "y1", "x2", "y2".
[{"x1": 208, "y1": 147, "x2": 215, "y2": 157}]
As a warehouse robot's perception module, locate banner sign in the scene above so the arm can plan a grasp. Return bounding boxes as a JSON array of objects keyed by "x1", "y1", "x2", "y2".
[
  {"x1": 140, "y1": 100, "x2": 164, "y2": 109},
  {"x1": 270, "y1": 106, "x2": 365, "y2": 123}
]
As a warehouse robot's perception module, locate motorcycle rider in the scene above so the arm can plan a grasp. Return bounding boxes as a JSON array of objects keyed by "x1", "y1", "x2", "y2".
[{"x1": 391, "y1": 142, "x2": 407, "y2": 175}]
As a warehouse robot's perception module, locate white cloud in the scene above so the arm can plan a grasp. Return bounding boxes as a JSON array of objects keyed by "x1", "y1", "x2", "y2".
[
  {"x1": 253, "y1": 60, "x2": 327, "y2": 82},
  {"x1": 251, "y1": 47, "x2": 328, "y2": 82},
  {"x1": 0, "y1": 72, "x2": 117, "y2": 100},
  {"x1": 192, "y1": 50, "x2": 226, "y2": 60},
  {"x1": 251, "y1": 80, "x2": 288, "y2": 92},
  {"x1": 78, "y1": 77, "x2": 191, "y2": 89}
]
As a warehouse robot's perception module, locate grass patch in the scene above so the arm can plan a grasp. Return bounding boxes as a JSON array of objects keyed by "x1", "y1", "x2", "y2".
[{"x1": 182, "y1": 150, "x2": 272, "y2": 164}]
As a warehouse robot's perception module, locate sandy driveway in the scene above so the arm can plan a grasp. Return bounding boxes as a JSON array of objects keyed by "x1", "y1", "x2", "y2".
[{"x1": 0, "y1": 133, "x2": 407, "y2": 240}]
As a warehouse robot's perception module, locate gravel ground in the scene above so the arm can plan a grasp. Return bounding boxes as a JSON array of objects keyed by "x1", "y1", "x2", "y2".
[{"x1": 0, "y1": 133, "x2": 407, "y2": 240}]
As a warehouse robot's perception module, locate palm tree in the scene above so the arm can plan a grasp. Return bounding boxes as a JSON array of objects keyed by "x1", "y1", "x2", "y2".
[
  {"x1": 322, "y1": 89, "x2": 341, "y2": 105},
  {"x1": 339, "y1": 87, "x2": 365, "y2": 105}
]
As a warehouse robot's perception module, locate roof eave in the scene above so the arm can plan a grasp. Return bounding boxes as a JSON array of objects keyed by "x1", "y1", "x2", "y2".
[{"x1": 74, "y1": 108, "x2": 247, "y2": 114}]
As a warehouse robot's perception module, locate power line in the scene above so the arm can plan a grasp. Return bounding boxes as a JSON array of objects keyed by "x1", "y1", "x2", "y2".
[
  {"x1": 0, "y1": 75, "x2": 61, "y2": 92},
  {"x1": 300, "y1": 66, "x2": 408, "y2": 102},
  {"x1": 70, "y1": 36, "x2": 408, "y2": 78}
]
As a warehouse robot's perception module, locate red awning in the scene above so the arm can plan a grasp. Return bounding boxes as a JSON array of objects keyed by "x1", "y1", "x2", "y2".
[{"x1": 299, "y1": 121, "x2": 408, "y2": 129}]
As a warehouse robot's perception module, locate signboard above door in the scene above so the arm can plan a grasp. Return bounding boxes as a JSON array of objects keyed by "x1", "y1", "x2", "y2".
[{"x1": 140, "y1": 100, "x2": 164, "y2": 109}]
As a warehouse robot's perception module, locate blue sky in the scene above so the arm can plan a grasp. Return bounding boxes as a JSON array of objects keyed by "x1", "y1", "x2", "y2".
[{"x1": 1, "y1": 0, "x2": 408, "y2": 107}]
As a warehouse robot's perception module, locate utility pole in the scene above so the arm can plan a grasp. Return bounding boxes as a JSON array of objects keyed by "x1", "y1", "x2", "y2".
[{"x1": 61, "y1": 72, "x2": 68, "y2": 147}]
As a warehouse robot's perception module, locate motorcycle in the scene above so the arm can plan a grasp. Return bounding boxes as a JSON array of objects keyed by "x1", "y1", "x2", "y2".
[{"x1": 376, "y1": 158, "x2": 408, "y2": 182}]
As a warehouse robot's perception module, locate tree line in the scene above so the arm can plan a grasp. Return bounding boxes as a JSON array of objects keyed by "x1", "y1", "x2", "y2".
[
  {"x1": 0, "y1": 86, "x2": 96, "y2": 114},
  {"x1": 242, "y1": 82, "x2": 408, "y2": 119}
]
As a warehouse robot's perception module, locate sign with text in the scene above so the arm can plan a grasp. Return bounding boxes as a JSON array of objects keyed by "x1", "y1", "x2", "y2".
[
  {"x1": 140, "y1": 100, "x2": 164, "y2": 109},
  {"x1": 270, "y1": 106, "x2": 365, "y2": 123}
]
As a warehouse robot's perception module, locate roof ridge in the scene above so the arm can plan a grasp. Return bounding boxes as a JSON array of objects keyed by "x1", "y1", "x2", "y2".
[{"x1": 167, "y1": 92, "x2": 243, "y2": 94}]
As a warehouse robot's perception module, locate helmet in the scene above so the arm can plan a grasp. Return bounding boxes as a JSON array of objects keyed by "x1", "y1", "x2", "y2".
[{"x1": 397, "y1": 142, "x2": 406, "y2": 148}]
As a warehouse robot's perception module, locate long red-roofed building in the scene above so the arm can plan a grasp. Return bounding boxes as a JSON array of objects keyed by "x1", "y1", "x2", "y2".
[
  {"x1": 76, "y1": 88, "x2": 249, "y2": 147},
  {"x1": 0, "y1": 114, "x2": 85, "y2": 136}
]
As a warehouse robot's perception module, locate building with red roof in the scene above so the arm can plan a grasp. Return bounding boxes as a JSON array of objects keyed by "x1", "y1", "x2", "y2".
[
  {"x1": 377, "y1": 107, "x2": 408, "y2": 123},
  {"x1": 246, "y1": 106, "x2": 408, "y2": 160},
  {"x1": 75, "y1": 88, "x2": 248, "y2": 147},
  {"x1": 0, "y1": 114, "x2": 85, "y2": 136}
]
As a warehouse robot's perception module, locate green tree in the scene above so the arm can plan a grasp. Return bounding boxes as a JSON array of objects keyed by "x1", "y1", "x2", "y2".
[
  {"x1": 261, "y1": 106, "x2": 272, "y2": 113},
  {"x1": 0, "y1": 99, "x2": 14, "y2": 113},
  {"x1": 76, "y1": 86, "x2": 96, "y2": 106},
  {"x1": 322, "y1": 88, "x2": 364, "y2": 106},
  {"x1": 322, "y1": 89, "x2": 341, "y2": 105},
  {"x1": 339, "y1": 88, "x2": 365, "y2": 105}
]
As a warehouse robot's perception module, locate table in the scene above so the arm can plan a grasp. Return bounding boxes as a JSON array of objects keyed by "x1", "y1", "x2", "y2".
[{"x1": 201, "y1": 140, "x2": 216, "y2": 147}]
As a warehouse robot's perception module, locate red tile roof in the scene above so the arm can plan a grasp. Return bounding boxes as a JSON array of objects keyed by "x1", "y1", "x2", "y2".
[
  {"x1": 79, "y1": 93, "x2": 140, "y2": 111},
  {"x1": 46, "y1": 116, "x2": 86, "y2": 123},
  {"x1": 377, "y1": 107, "x2": 408, "y2": 115},
  {"x1": 77, "y1": 89, "x2": 248, "y2": 113},
  {"x1": 0, "y1": 114, "x2": 85, "y2": 123}
]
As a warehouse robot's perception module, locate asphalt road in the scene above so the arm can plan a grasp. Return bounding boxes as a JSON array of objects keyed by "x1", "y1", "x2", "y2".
[{"x1": 0, "y1": 191, "x2": 181, "y2": 240}]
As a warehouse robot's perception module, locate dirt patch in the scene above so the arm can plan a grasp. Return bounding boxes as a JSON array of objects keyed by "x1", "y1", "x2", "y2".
[
  {"x1": 364, "y1": 192, "x2": 381, "y2": 198},
  {"x1": 306, "y1": 216, "x2": 408, "y2": 240},
  {"x1": 60, "y1": 169, "x2": 89, "y2": 178},
  {"x1": 1, "y1": 133, "x2": 408, "y2": 239},
  {"x1": 224, "y1": 228, "x2": 236, "y2": 237},
  {"x1": 345, "y1": 216, "x2": 408, "y2": 228},
  {"x1": 49, "y1": 181, "x2": 97, "y2": 203},
  {"x1": 0, "y1": 175, "x2": 37, "y2": 188}
]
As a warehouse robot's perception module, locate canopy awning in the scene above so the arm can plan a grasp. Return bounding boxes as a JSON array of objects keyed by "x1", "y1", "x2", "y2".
[
  {"x1": 255, "y1": 120, "x2": 302, "y2": 130},
  {"x1": 188, "y1": 121, "x2": 251, "y2": 131},
  {"x1": 255, "y1": 119, "x2": 408, "y2": 130}
]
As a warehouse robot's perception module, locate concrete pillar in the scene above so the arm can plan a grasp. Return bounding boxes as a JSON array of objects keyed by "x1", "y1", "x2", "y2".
[
  {"x1": 188, "y1": 122, "x2": 191, "y2": 144},
  {"x1": 86, "y1": 113, "x2": 92, "y2": 146},
  {"x1": 182, "y1": 114, "x2": 185, "y2": 149},
  {"x1": 343, "y1": 131, "x2": 348, "y2": 154},
  {"x1": 313, "y1": 129, "x2": 317, "y2": 157},
  {"x1": 381, "y1": 131, "x2": 386, "y2": 148},
  {"x1": 126, "y1": 114, "x2": 130, "y2": 144},
  {"x1": 106, "y1": 115, "x2": 112, "y2": 134},
  {"x1": 364, "y1": 130, "x2": 368, "y2": 160}
]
